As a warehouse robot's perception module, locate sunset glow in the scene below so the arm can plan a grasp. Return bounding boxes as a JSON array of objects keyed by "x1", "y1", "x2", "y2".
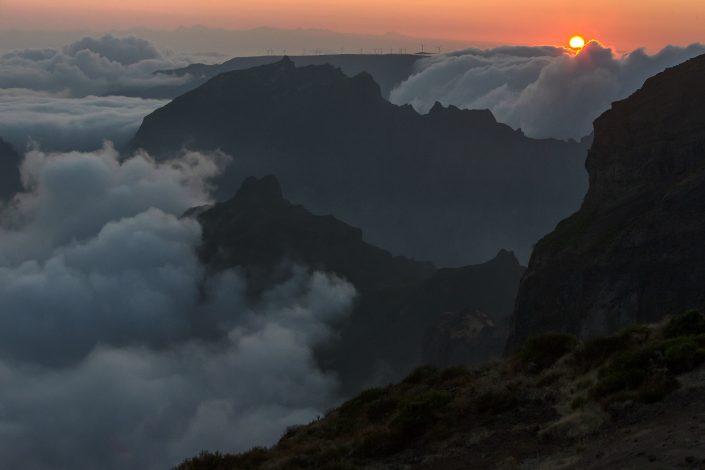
[
  {"x1": 1, "y1": 0, "x2": 704, "y2": 50},
  {"x1": 569, "y1": 36, "x2": 586, "y2": 49}
]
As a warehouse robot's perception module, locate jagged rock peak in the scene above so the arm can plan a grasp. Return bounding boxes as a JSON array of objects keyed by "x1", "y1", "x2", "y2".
[{"x1": 233, "y1": 175, "x2": 284, "y2": 203}]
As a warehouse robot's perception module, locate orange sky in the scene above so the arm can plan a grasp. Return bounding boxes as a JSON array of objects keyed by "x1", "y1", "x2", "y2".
[{"x1": 1, "y1": 0, "x2": 703, "y2": 50}]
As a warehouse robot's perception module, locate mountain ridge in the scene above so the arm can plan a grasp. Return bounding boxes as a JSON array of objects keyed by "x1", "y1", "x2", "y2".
[{"x1": 132, "y1": 57, "x2": 590, "y2": 266}]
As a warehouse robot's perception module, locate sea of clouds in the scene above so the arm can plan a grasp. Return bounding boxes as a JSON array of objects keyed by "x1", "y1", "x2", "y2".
[
  {"x1": 0, "y1": 145, "x2": 356, "y2": 469},
  {"x1": 0, "y1": 34, "x2": 195, "y2": 151},
  {"x1": 391, "y1": 41, "x2": 705, "y2": 140},
  {"x1": 1, "y1": 32, "x2": 705, "y2": 469}
]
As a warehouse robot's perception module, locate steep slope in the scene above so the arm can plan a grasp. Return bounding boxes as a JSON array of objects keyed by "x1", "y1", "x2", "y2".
[
  {"x1": 510, "y1": 54, "x2": 705, "y2": 347},
  {"x1": 178, "y1": 311, "x2": 705, "y2": 470},
  {"x1": 192, "y1": 176, "x2": 525, "y2": 391},
  {"x1": 133, "y1": 58, "x2": 589, "y2": 265},
  {"x1": 0, "y1": 137, "x2": 21, "y2": 201}
]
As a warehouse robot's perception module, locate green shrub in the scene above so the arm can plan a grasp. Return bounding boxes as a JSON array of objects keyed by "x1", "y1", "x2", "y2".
[
  {"x1": 474, "y1": 387, "x2": 518, "y2": 414},
  {"x1": 389, "y1": 390, "x2": 452, "y2": 439},
  {"x1": 517, "y1": 333, "x2": 578, "y2": 371},
  {"x1": 366, "y1": 397, "x2": 398, "y2": 422},
  {"x1": 340, "y1": 387, "x2": 386, "y2": 416},
  {"x1": 402, "y1": 365, "x2": 438, "y2": 385},
  {"x1": 438, "y1": 365, "x2": 472, "y2": 384},
  {"x1": 576, "y1": 335, "x2": 627, "y2": 368},
  {"x1": 663, "y1": 310, "x2": 705, "y2": 339},
  {"x1": 353, "y1": 427, "x2": 395, "y2": 458},
  {"x1": 663, "y1": 339, "x2": 705, "y2": 373}
]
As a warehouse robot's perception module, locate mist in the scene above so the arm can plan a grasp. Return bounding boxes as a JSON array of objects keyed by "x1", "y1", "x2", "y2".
[{"x1": 0, "y1": 145, "x2": 356, "y2": 469}]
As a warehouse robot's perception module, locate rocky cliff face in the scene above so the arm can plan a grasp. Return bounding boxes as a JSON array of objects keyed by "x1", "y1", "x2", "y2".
[
  {"x1": 132, "y1": 57, "x2": 589, "y2": 265},
  {"x1": 510, "y1": 54, "x2": 705, "y2": 347},
  {"x1": 0, "y1": 137, "x2": 21, "y2": 201}
]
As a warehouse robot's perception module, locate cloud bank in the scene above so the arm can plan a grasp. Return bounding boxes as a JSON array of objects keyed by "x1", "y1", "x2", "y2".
[
  {"x1": 0, "y1": 34, "x2": 191, "y2": 97},
  {"x1": 0, "y1": 89, "x2": 167, "y2": 151},
  {"x1": 0, "y1": 34, "x2": 196, "y2": 150},
  {"x1": 0, "y1": 146, "x2": 356, "y2": 469},
  {"x1": 390, "y1": 42, "x2": 705, "y2": 139}
]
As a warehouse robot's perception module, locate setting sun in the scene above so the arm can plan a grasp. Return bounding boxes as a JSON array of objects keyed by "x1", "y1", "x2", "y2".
[{"x1": 569, "y1": 35, "x2": 586, "y2": 49}]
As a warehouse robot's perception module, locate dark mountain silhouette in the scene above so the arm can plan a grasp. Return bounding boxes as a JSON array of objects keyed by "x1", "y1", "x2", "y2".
[
  {"x1": 0, "y1": 137, "x2": 21, "y2": 201},
  {"x1": 327, "y1": 248, "x2": 525, "y2": 389},
  {"x1": 196, "y1": 174, "x2": 434, "y2": 294},
  {"x1": 192, "y1": 176, "x2": 525, "y2": 391},
  {"x1": 134, "y1": 53, "x2": 421, "y2": 100},
  {"x1": 132, "y1": 57, "x2": 590, "y2": 265},
  {"x1": 509, "y1": 53, "x2": 705, "y2": 348}
]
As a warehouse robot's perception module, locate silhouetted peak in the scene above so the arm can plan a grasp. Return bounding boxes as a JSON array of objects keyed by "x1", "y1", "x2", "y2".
[
  {"x1": 491, "y1": 249, "x2": 520, "y2": 267},
  {"x1": 429, "y1": 101, "x2": 446, "y2": 114},
  {"x1": 278, "y1": 56, "x2": 295, "y2": 68},
  {"x1": 427, "y1": 102, "x2": 497, "y2": 126},
  {"x1": 233, "y1": 175, "x2": 284, "y2": 204}
]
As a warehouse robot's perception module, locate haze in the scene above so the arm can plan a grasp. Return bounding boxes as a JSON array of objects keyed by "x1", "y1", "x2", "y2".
[{"x1": 1, "y1": 0, "x2": 704, "y2": 51}]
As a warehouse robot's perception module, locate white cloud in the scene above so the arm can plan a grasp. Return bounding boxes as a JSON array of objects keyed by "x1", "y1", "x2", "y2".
[
  {"x1": 391, "y1": 42, "x2": 705, "y2": 139},
  {"x1": 0, "y1": 89, "x2": 167, "y2": 151},
  {"x1": 0, "y1": 34, "x2": 191, "y2": 97},
  {"x1": 0, "y1": 146, "x2": 356, "y2": 469}
]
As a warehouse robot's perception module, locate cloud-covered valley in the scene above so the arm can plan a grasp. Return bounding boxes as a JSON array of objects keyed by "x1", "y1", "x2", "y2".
[
  {"x1": 0, "y1": 34, "x2": 192, "y2": 97},
  {"x1": 390, "y1": 42, "x2": 705, "y2": 139},
  {"x1": 0, "y1": 90, "x2": 166, "y2": 151},
  {"x1": 0, "y1": 34, "x2": 197, "y2": 151},
  {"x1": 0, "y1": 146, "x2": 355, "y2": 469}
]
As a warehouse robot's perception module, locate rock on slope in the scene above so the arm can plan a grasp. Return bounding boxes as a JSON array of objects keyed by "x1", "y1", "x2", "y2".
[
  {"x1": 510, "y1": 53, "x2": 705, "y2": 347},
  {"x1": 192, "y1": 176, "x2": 525, "y2": 391},
  {"x1": 132, "y1": 57, "x2": 589, "y2": 265},
  {"x1": 0, "y1": 137, "x2": 21, "y2": 201}
]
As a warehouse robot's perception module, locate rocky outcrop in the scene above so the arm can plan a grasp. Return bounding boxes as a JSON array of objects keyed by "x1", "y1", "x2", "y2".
[
  {"x1": 0, "y1": 137, "x2": 21, "y2": 201},
  {"x1": 132, "y1": 57, "x2": 589, "y2": 265},
  {"x1": 510, "y1": 54, "x2": 705, "y2": 347}
]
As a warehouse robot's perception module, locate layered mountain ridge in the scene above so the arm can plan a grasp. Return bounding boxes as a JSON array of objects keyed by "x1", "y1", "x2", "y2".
[
  {"x1": 132, "y1": 57, "x2": 590, "y2": 265},
  {"x1": 192, "y1": 175, "x2": 525, "y2": 391}
]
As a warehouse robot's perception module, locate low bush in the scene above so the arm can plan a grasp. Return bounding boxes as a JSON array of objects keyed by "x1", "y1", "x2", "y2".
[
  {"x1": 474, "y1": 387, "x2": 518, "y2": 414},
  {"x1": 517, "y1": 333, "x2": 578, "y2": 371},
  {"x1": 402, "y1": 365, "x2": 438, "y2": 385},
  {"x1": 663, "y1": 310, "x2": 705, "y2": 339},
  {"x1": 663, "y1": 339, "x2": 705, "y2": 373},
  {"x1": 389, "y1": 390, "x2": 453, "y2": 439}
]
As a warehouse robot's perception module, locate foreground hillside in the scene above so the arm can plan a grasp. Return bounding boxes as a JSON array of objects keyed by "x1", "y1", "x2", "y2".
[
  {"x1": 131, "y1": 57, "x2": 589, "y2": 265},
  {"x1": 178, "y1": 310, "x2": 705, "y2": 469}
]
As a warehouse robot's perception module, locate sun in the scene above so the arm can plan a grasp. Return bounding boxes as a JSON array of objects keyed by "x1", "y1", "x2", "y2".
[{"x1": 569, "y1": 35, "x2": 586, "y2": 49}]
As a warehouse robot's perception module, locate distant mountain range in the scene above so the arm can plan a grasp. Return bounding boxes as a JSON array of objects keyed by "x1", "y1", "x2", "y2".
[
  {"x1": 131, "y1": 57, "x2": 590, "y2": 265},
  {"x1": 192, "y1": 175, "x2": 525, "y2": 391},
  {"x1": 0, "y1": 26, "x2": 478, "y2": 56},
  {"x1": 510, "y1": 53, "x2": 705, "y2": 347}
]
